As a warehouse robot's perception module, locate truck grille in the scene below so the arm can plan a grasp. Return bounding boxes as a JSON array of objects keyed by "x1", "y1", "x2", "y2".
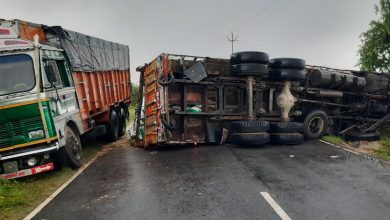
[
  {"x1": 0, "y1": 124, "x2": 11, "y2": 148},
  {"x1": 0, "y1": 116, "x2": 43, "y2": 149}
]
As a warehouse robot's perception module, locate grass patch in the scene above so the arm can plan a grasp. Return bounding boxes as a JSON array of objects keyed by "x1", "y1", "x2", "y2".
[
  {"x1": 0, "y1": 179, "x2": 26, "y2": 209},
  {"x1": 128, "y1": 105, "x2": 136, "y2": 125},
  {"x1": 0, "y1": 141, "x2": 103, "y2": 220},
  {"x1": 322, "y1": 135, "x2": 345, "y2": 145},
  {"x1": 374, "y1": 139, "x2": 390, "y2": 160}
]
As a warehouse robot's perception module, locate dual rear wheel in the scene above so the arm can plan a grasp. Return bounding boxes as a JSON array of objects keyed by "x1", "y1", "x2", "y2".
[
  {"x1": 105, "y1": 108, "x2": 127, "y2": 142},
  {"x1": 227, "y1": 120, "x2": 305, "y2": 146},
  {"x1": 227, "y1": 111, "x2": 331, "y2": 146}
]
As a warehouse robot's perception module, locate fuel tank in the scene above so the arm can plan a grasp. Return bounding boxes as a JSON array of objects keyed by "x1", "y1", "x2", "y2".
[{"x1": 308, "y1": 69, "x2": 366, "y2": 91}]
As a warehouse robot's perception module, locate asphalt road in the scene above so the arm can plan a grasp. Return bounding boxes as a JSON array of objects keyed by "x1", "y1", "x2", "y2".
[{"x1": 33, "y1": 141, "x2": 390, "y2": 220}]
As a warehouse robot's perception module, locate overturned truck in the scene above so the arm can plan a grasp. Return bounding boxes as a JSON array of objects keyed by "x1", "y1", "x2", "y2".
[{"x1": 135, "y1": 52, "x2": 389, "y2": 147}]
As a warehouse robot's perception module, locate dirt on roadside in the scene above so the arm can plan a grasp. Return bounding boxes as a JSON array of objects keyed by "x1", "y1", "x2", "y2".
[
  {"x1": 340, "y1": 141, "x2": 381, "y2": 155},
  {"x1": 96, "y1": 138, "x2": 132, "y2": 158}
]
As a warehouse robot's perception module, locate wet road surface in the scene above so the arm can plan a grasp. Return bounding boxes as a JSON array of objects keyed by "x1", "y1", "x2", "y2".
[{"x1": 34, "y1": 141, "x2": 390, "y2": 220}]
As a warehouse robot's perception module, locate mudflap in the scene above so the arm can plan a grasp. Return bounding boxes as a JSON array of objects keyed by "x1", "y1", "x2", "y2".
[{"x1": 206, "y1": 121, "x2": 225, "y2": 144}]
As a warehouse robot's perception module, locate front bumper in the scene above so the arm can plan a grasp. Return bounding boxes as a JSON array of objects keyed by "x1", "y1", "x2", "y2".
[
  {"x1": 0, "y1": 142, "x2": 59, "y2": 161},
  {"x1": 1, "y1": 162, "x2": 54, "y2": 179}
]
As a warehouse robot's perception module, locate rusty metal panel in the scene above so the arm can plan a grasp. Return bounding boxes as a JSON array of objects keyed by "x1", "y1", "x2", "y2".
[
  {"x1": 143, "y1": 58, "x2": 160, "y2": 146},
  {"x1": 204, "y1": 58, "x2": 230, "y2": 76},
  {"x1": 146, "y1": 103, "x2": 157, "y2": 116},
  {"x1": 187, "y1": 86, "x2": 203, "y2": 104},
  {"x1": 184, "y1": 117, "x2": 204, "y2": 142},
  {"x1": 17, "y1": 20, "x2": 47, "y2": 43},
  {"x1": 146, "y1": 92, "x2": 156, "y2": 106},
  {"x1": 206, "y1": 88, "x2": 218, "y2": 112},
  {"x1": 224, "y1": 86, "x2": 241, "y2": 113}
]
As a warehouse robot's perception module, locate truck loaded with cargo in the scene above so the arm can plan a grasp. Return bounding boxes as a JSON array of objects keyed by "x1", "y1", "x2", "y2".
[
  {"x1": 0, "y1": 19, "x2": 131, "y2": 179},
  {"x1": 134, "y1": 52, "x2": 390, "y2": 148}
]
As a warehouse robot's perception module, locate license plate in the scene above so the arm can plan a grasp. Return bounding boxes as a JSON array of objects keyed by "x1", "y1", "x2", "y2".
[{"x1": 3, "y1": 161, "x2": 18, "y2": 174}]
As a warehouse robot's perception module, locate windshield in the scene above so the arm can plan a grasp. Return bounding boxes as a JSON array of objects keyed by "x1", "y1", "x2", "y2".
[{"x1": 0, "y1": 54, "x2": 35, "y2": 96}]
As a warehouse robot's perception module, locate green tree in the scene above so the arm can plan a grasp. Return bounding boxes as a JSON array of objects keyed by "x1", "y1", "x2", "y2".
[
  {"x1": 131, "y1": 84, "x2": 140, "y2": 107},
  {"x1": 359, "y1": 0, "x2": 390, "y2": 72}
]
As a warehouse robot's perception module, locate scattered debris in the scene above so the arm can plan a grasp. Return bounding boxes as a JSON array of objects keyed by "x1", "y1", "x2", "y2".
[{"x1": 93, "y1": 194, "x2": 109, "y2": 203}]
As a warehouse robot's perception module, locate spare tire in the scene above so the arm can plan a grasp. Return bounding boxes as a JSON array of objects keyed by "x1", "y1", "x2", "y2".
[
  {"x1": 269, "y1": 69, "x2": 306, "y2": 81},
  {"x1": 230, "y1": 64, "x2": 269, "y2": 77},
  {"x1": 270, "y1": 122, "x2": 304, "y2": 133},
  {"x1": 158, "y1": 72, "x2": 175, "y2": 86},
  {"x1": 231, "y1": 51, "x2": 269, "y2": 65},
  {"x1": 228, "y1": 132, "x2": 270, "y2": 145},
  {"x1": 270, "y1": 133, "x2": 304, "y2": 145},
  {"x1": 230, "y1": 120, "x2": 270, "y2": 133},
  {"x1": 270, "y1": 58, "x2": 306, "y2": 70},
  {"x1": 345, "y1": 130, "x2": 380, "y2": 142}
]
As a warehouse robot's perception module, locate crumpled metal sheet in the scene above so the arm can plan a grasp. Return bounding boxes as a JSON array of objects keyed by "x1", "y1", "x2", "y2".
[{"x1": 184, "y1": 62, "x2": 207, "y2": 83}]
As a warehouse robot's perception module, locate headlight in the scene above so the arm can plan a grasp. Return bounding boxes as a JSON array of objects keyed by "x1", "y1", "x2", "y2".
[
  {"x1": 28, "y1": 130, "x2": 45, "y2": 139},
  {"x1": 27, "y1": 157, "x2": 37, "y2": 166}
]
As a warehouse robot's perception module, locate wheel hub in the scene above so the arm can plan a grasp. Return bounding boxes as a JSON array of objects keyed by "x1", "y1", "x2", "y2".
[{"x1": 308, "y1": 117, "x2": 324, "y2": 136}]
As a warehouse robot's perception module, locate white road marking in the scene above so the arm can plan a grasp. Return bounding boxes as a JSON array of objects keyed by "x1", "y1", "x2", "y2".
[
  {"x1": 318, "y1": 140, "x2": 362, "y2": 156},
  {"x1": 319, "y1": 140, "x2": 388, "y2": 165},
  {"x1": 260, "y1": 192, "x2": 292, "y2": 220},
  {"x1": 23, "y1": 157, "x2": 98, "y2": 220}
]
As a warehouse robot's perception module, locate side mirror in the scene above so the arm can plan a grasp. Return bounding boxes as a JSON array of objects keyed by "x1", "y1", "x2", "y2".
[{"x1": 44, "y1": 64, "x2": 56, "y2": 84}]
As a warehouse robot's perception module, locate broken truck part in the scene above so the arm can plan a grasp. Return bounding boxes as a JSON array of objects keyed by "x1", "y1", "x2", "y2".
[
  {"x1": 135, "y1": 52, "x2": 390, "y2": 148},
  {"x1": 0, "y1": 19, "x2": 132, "y2": 179}
]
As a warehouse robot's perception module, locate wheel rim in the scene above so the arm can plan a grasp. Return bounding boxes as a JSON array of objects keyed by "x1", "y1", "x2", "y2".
[
  {"x1": 308, "y1": 117, "x2": 324, "y2": 136},
  {"x1": 68, "y1": 134, "x2": 82, "y2": 160}
]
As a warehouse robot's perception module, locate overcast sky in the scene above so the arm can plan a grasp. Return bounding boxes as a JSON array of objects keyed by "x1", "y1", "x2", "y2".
[{"x1": 0, "y1": 0, "x2": 379, "y2": 84}]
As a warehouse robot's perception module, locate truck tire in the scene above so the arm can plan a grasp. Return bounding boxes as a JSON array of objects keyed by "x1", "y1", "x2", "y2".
[
  {"x1": 270, "y1": 133, "x2": 304, "y2": 145},
  {"x1": 269, "y1": 69, "x2": 306, "y2": 81},
  {"x1": 230, "y1": 64, "x2": 269, "y2": 77},
  {"x1": 58, "y1": 126, "x2": 83, "y2": 168},
  {"x1": 270, "y1": 58, "x2": 306, "y2": 70},
  {"x1": 270, "y1": 122, "x2": 304, "y2": 133},
  {"x1": 118, "y1": 109, "x2": 127, "y2": 137},
  {"x1": 228, "y1": 132, "x2": 270, "y2": 145},
  {"x1": 345, "y1": 130, "x2": 380, "y2": 142},
  {"x1": 303, "y1": 110, "x2": 329, "y2": 140},
  {"x1": 105, "y1": 110, "x2": 120, "y2": 142},
  {"x1": 158, "y1": 72, "x2": 174, "y2": 86},
  {"x1": 230, "y1": 51, "x2": 269, "y2": 65},
  {"x1": 230, "y1": 120, "x2": 270, "y2": 133}
]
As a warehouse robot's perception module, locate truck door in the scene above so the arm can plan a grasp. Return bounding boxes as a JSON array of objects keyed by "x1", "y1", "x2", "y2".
[
  {"x1": 42, "y1": 55, "x2": 83, "y2": 146},
  {"x1": 43, "y1": 59, "x2": 79, "y2": 116}
]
